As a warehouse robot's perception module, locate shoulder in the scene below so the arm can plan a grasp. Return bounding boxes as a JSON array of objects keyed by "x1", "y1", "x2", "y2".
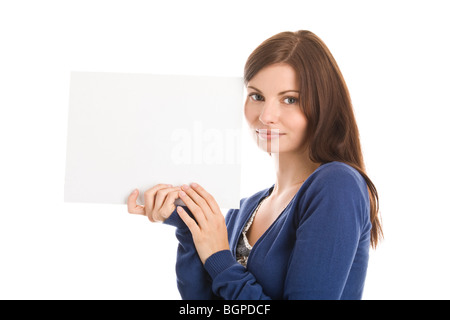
[
  {"x1": 308, "y1": 161, "x2": 368, "y2": 197},
  {"x1": 291, "y1": 162, "x2": 371, "y2": 230},
  {"x1": 297, "y1": 161, "x2": 370, "y2": 220}
]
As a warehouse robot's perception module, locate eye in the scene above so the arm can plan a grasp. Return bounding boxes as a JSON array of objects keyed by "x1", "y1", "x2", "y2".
[
  {"x1": 283, "y1": 96, "x2": 298, "y2": 105},
  {"x1": 249, "y1": 93, "x2": 264, "y2": 102}
]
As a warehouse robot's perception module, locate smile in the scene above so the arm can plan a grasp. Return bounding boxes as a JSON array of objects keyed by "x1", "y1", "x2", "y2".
[{"x1": 256, "y1": 129, "x2": 286, "y2": 140}]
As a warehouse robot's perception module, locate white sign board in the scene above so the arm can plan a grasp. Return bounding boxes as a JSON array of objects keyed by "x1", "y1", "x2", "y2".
[{"x1": 65, "y1": 72, "x2": 244, "y2": 209}]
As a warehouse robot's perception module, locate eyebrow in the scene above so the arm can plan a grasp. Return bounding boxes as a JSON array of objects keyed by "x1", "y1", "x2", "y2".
[{"x1": 247, "y1": 86, "x2": 299, "y2": 95}]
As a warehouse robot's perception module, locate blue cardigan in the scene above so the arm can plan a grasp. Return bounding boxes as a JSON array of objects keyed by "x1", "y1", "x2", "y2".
[{"x1": 164, "y1": 161, "x2": 372, "y2": 300}]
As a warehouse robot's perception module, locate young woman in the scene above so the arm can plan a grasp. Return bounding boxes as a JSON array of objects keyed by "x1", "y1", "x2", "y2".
[{"x1": 127, "y1": 30, "x2": 382, "y2": 300}]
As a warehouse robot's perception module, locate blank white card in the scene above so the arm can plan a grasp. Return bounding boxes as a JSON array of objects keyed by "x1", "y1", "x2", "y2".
[{"x1": 65, "y1": 72, "x2": 244, "y2": 209}]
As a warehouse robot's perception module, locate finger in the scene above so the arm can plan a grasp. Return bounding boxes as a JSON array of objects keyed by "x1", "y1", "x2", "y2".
[
  {"x1": 163, "y1": 189, "x2": 181, "y2": 213},
  {"x1": 179, "y1": 189, "x2": 207, "y2": 227},
  {"x1": 144, "y1": 184, "x2": 173, "y2": 212},
  {"x1": 155, "y1": 186, "x2": 181, "y2": 210},
  {"x1": 181, "y1": 184, "x2": 213, "y2": 217},
  {"x1": 190, "y1": 183, "x2": 221, "y2": 214},
  {"x1": 127, "y1": 189, "x2": 145, "y2": 215},
  {"x1": 177, "y1": 205, "x2": 200, "y2": 234}
]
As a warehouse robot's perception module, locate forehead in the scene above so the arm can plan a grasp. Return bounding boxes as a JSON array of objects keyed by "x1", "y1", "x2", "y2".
[{"x1": 247, "y1": 63, "x2": 298, "y2": 92}]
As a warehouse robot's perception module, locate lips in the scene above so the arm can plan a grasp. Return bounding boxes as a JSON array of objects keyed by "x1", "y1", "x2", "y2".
[
  {"x1": 256, "y1": 129, "x2": 285, "y2": 135},
  {"x1": 256, "y1": 129, "x2": 286, "y2": 139}
]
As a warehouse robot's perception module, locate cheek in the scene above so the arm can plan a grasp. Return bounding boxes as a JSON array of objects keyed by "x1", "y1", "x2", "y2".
[
  {"x1": 288, "y1": 113, "x2": 308, "y2": 141},
  {"x1": 298, "y1": 115, "x2": 308, "y2": 133},
  {"x1": 244, "y1": 101, "x2": 256, "y2": 123}
]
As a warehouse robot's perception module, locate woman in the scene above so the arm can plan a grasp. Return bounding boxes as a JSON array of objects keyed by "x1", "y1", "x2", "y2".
[{"x1": 127, "y1": 30, "x2": 382, "y2": 300}]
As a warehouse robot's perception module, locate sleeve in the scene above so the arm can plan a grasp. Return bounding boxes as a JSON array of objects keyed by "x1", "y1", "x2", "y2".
[
  {"x1": 282, "y1": 170, "x2": 368, "y2": 299},
  {"x1": 202, "y1": 202, "x2": 273, "y2": 299},
  {"x1": 202, "y1": 169, "x2": 367, "y2": 300},
  {"x1": 203, "y1": 199, "x2": 272, "y2": 299},
  {"x1": 163, "y1": 206, "x2": 217, "y2": 300},
  {"x1": 204, "y1": 250, "x2": 272, "y2": 300}
]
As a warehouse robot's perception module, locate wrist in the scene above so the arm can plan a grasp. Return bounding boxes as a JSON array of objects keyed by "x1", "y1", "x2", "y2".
[
  {"x1": 201, "y1": 244, "x2": 230, "y2": 265},
  {"x1": 204, "y1": 249, "x2": 237, "y2": 279}
]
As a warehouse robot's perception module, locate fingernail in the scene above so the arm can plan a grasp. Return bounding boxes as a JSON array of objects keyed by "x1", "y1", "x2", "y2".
[
  {"x1": 181, "y1": 184, "x2": 189, "y2": 191},
  {"x1": 191, "y1": 182, "x2": 198, "y2": 188},
  {"x1": 179, "y1": 191, "x2": 186, "y2": 197},
  {"x1": 132, "y1": 189, "x2": 138, "y2": 194}
]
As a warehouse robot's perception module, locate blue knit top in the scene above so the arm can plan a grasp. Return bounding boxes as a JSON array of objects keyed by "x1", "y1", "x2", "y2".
[{"x1": 164, "y1": 161, "x2": 372, "y2": 300}]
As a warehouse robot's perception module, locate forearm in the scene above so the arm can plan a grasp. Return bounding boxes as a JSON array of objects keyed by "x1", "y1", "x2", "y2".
[
  {"x1": 164, "y1": 207, "x2": 216, "y2": 300},
  {"x1": 204, "y1": 250, "x2": 272, "y2": 300}
]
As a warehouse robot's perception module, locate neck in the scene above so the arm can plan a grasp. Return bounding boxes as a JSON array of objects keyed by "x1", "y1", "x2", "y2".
[{"x1": 271, "y1": 149, "x2": 321, "y2": 198}]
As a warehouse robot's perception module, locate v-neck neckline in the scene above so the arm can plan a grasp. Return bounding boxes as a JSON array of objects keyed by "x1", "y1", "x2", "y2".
[{"x1": 234, "y1": 162, "x2": 327, "y2": 267}]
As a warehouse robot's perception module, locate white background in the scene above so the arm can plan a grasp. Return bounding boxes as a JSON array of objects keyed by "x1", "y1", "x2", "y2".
[{"x1": 1, "y1": 0, "x2": 449, "y2": 299}]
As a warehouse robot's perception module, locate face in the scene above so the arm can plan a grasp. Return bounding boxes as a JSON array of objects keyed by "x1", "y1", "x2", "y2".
[{"x1": 244, "y1": 63, "x2": 308, "y2": 155}]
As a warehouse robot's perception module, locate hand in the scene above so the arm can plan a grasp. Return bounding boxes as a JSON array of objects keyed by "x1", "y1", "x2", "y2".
[
  {"x1": 176, "y1": 183, "x2": 230, "y2": 264},
  {"x1": 127, "y1": 184, "x2": 181, "y2": 222}
]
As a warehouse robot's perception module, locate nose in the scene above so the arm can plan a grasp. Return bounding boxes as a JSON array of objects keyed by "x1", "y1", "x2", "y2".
[{"x1": 258, "y1": 99, "x2": 279, "y2": 125}]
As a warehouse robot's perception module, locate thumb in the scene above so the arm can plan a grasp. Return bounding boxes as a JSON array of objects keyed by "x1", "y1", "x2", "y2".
[{"x1": 127, "y1": 188, "x2": 145, "y2": 215}]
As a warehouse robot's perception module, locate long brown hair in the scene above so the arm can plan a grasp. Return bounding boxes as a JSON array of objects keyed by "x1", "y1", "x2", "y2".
[{"x1": 244, "y1": 30, "x2": 383, "y2": 248}]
